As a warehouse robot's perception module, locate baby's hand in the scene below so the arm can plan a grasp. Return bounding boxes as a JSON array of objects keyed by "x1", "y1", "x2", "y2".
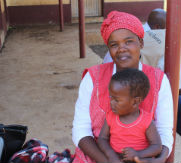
[{"x1": 122, "y1": 147, "x2": 138, "y2": 161}]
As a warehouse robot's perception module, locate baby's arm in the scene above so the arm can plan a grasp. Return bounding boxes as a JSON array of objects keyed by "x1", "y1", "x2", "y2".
[
  {"x1": 97, "y1": 120, "x2": 123, "y2": 163},
  {"x1": 123, "y1": 121, "x2": 162, "y2": 161}
]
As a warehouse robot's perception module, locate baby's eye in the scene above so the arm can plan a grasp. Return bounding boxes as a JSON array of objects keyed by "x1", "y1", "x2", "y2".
[{"x1": 114, "y1": 99, "x2": 119, "y2": 102}]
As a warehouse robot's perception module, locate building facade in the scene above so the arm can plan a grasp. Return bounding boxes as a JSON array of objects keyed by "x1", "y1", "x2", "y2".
[
  {"x1": 0, "y1": 0, "x2": 164, "y2": 49},
  {"x1": 5, "y1": 0, "x2": 164, "y2": 25},
  {"x1": 0, "y1": 0, "x2": 8, "y2": 49}
]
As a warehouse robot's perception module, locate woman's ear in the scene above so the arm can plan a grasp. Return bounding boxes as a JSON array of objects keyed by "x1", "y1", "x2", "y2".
[{"x1": 139, "y1": 38, "x2": 144, "y2": 49}]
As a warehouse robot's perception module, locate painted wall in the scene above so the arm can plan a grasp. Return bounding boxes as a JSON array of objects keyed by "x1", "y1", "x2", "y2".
[
  {"x1": 5, "y1": 0, "x2": 164, "y2": 26},
  {"x1": 104, "y1": 0, "x2": 161, "y2": 2},
  {"x1": 0, "y1": 0, "x2": 8, "y2": 49},
  {"x1": 1, "y1": 0, "x2": 164, "y2": 49},
  {"x1": 103, "y1": 0, "x2": 164, "y2": 21},
  {"x1": 164, "y1": 0, "x2": 167, "y2": 10},
  {"x1": 7, "y1": 0, "x2": 71, "y2": 26},
  {"x1": 6, "y1": 0, "x2": 70, "y2": 6},
  {"x1": 1, "y1": 0, "x2": 4, "y2": 12}
]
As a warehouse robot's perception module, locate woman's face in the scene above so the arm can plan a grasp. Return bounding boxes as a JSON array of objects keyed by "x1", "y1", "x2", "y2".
[{"x1": 108, "y1": 29, "x2": 143, "y2": 71}]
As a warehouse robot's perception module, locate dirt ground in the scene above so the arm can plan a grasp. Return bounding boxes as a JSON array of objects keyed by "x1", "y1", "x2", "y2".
[{"x1": 0, "y1": 23, "x2": 180, "y2": 162}]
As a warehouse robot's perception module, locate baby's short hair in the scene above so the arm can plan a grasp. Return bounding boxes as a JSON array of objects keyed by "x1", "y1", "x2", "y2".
[{"x1": 111, "y1": 68, "x2": 150, "y2": 100}]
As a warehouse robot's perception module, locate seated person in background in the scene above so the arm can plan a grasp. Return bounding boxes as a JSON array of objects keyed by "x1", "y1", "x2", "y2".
[
  {"x1": 140, "y1": 29, "x2": 165, "y2": 67},
  {"x1": 98, "y1": 68, "x2": 162, "y2": 163},
  {"x1": 143, "y1": 8, "x2": 166, "y2": 31},
  {"x1": 103, "y1": 8, "x2": 166, "y2": 64},
  {"x1": 140, "y1": 8, "x2": 166, "y2": 67}
]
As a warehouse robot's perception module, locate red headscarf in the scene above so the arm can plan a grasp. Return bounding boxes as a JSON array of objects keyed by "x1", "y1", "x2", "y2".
[{"x1": 101, "y1": 11, "x2": 144, "y2": 45}]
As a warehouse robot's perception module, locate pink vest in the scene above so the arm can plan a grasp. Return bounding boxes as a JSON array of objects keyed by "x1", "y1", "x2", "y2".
[{"x1": 73, "y1": 62, "x2": 164, "y2": 163}]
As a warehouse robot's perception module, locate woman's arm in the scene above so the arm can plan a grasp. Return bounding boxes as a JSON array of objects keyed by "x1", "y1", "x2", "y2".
[
  {"x1": 79, "y1": 136, "x2": 108, "y2": 162},
  {"x1": 79, "y1": 120, "x2": 122, "y2": 163},
  {"x1": 72, "y1": 72, "x2": 109, "y2": 162},
  {"x1": 134, "y1": 146, "x2": 169, "y2": 163},
  {"x1": 154, "y1": 74, "x2": 173, "y2": 156},
  {"x1": 72, "y1": 72, "x2": 93, "y2": 146},
  {"x1": 122, "y1": 121, "x2": 162, "y2": 161},
  {"x1": 97, "y1": 120, "x2": 122, "y2": 163}
]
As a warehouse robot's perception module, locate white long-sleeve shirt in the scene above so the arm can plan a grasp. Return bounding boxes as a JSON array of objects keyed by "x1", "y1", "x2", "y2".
[
  {"x1": 142, "y1": 22, "x2": 151, "y2": 32},
  {"x1": 158, "y1": 55, "x2": 181, "y2": 89},
  {"x1": 72, "y1": 63, "x2": 173, "y2": 155}
]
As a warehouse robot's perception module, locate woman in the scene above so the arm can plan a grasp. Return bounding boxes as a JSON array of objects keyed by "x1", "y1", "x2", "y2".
[{"x1": 72, "y1": 11, "x2": 173, "y2": 163}]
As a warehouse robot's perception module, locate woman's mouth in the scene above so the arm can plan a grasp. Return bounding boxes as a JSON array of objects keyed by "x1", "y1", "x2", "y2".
[
  {"x1": 120, "y1": 56, "x2": 129, "y2": 60},
  {"x1": 116, "y1": 55, "x2": 131, "y2": 61}
]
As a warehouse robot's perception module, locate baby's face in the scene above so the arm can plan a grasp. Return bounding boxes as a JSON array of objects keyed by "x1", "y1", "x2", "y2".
[{"x1": 109, "y1": 81, "x2": 136, "y2": 116}]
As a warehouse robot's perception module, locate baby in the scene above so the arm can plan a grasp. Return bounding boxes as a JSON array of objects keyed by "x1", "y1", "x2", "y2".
[{"x1": 98, "y1": 68, "x2": 162, "y2": 163}]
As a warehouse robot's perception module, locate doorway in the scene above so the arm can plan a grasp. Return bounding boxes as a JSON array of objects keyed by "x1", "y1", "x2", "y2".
[{"x1": 71, "y1": 0, "x2": 102, "y2": 17}]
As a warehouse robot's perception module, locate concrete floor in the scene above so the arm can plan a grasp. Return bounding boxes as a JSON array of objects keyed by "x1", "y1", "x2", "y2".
[{"x1": 0, "y1": 23, "x2": 180, "y2": 162}]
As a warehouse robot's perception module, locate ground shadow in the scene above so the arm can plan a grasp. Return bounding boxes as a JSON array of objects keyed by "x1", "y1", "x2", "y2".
[{"x1": 89, "y1": 45, "x2": 108, "y2": 59}]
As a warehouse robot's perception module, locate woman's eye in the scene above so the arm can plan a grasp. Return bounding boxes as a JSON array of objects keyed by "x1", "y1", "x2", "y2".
[
  {"x1": 110, "y1": 44, "x2": 118, "y2": 48},
  {"x1": 126, "y1": 40, "x2": 133, "y2": 44}
]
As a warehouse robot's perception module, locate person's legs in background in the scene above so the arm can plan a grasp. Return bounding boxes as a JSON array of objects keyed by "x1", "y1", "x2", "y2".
[
  {"x1": 177, "y1": 95, "x2": 181, "y2": 136},
  {"x1": 0, "y1": 137, "x2": 4, "y2": 161}
]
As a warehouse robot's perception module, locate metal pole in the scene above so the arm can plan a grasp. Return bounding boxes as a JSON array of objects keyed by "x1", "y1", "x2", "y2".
[
  {"x1": 59, "y1": 0, "x2": 64, "y2": 32},
  {"x1": 78, "y1": 0, "x2": 86, "y2": 58},
  {"x1": 165, "y1": 0, "x2": 181, "y2": 162},
  {"x1": 3, "y1": 0, "x2": 9, "y2": 26},
  {"x1": 0, "y1": 2, "x2": 2, "y2": 28}
]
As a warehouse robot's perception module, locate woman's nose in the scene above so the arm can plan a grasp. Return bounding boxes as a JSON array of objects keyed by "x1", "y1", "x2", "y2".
[{"x1": 118, "y1": 43, "x2": 127, "y2": 52}]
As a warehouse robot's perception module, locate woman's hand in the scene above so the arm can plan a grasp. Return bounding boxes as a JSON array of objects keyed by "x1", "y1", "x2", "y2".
[
  {"x1": 108, "y1": 156, "x2": 124, "y2": 163},
  {"x1": 134, "y1": 156, "x2": 165, "y2": 163},
  {"x1": 105, "y1": 150, "x2": 124, "y2": 163},
  {"x1": 134, "y1": 144, "x2": 169, "y2": 163}
]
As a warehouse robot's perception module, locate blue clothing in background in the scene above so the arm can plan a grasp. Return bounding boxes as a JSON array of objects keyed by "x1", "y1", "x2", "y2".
[{"x1": 177, "y1": 95, "x2": 181, "y2": 135}]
